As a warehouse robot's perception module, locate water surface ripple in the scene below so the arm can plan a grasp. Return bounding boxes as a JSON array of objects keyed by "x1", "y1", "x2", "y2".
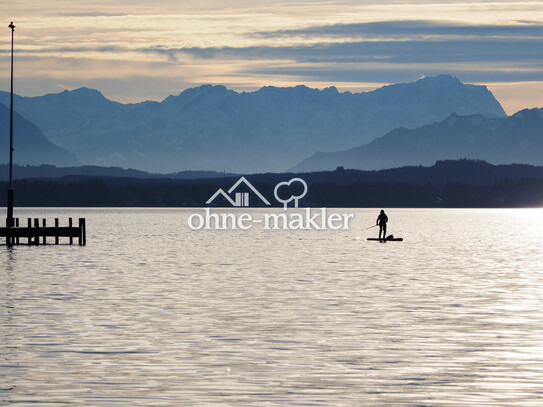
[{"x1": 1, "y1": 208, "x2": 543, "y2": 406}]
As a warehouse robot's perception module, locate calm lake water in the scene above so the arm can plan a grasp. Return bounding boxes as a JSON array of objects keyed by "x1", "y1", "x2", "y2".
[{"x1": 2, "y1": 207, "x2": 543, "y2": 406}]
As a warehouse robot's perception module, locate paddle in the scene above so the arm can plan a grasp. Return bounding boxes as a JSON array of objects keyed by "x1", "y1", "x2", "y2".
[{"x1": 362, "y1": 224, "x2": 378, "y2": 231}]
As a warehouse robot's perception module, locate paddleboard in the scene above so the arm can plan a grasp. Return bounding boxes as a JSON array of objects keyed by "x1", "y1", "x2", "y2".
[{"x1": 366, "y1": 237, "x2": 403, "y2": 241}]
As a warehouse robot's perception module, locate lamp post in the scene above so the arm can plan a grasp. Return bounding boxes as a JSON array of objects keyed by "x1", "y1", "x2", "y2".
[{"x1": 6, "y1": 21, "x2": 15, "y2": 228}]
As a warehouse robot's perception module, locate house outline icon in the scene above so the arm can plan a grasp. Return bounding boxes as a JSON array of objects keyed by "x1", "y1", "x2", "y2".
[{"x1": 206, "y1": 176, "x2": 271, "y2": 207}]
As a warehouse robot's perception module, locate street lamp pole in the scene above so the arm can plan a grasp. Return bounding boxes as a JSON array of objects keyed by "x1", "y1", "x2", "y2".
[{"x1": 6, "y1": 21, "x2": 15, "y2": 228}]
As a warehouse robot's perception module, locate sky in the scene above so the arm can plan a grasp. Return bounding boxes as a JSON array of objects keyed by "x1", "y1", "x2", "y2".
[{"x1": 2, "y1": 0, "x2": 543, "y2": 114}]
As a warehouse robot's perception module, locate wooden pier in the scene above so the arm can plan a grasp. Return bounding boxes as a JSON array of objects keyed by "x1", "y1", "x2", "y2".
[{"x1": 1, "y1": 218, "x2": 86, "y2": 246}]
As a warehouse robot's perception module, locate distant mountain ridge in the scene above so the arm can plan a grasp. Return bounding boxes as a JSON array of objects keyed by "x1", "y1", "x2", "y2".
[
  {"x1": 291, "y1": 108, "x2": 543, "y2": 172},
  {"x1": 0, "y1": 163, "x2": 234, "y2": 181},
  {"x1": 0, "y1": 75, "x2": 506, "y2": 173},
  {"x1": 0, "y1": 104, "x2": 79, "y2": 167},
  {"x1": 4, "y1": 159, "x2": 542, "y2": 188}
]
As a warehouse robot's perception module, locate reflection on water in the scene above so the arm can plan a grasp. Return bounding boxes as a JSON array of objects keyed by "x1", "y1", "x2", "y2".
[{"x1": 1, "y1": 208, "x2": 543, "y2": 406}]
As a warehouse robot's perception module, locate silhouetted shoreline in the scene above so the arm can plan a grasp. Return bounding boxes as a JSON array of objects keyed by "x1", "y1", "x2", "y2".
[{"x1": 1, "y1": 159, "x2": 542, "y2": 208}]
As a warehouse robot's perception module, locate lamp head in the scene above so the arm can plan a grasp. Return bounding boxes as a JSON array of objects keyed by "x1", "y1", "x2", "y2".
[{"x1": 9, "y1": 22, "x2": 15, "y2": 30}]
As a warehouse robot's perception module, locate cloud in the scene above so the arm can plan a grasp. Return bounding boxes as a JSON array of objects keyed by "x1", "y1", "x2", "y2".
[
  {"x1": 254, "y1": 20, "x2": 543, "y2": 40},
  {"x1": 173, "y1": 37, "x2": 543, "y2": 64}
]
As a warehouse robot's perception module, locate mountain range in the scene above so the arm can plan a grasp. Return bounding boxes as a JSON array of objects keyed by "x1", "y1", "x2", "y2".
[
  {"x1": 0, "y1": 103, "x2": 79, "y2": 167},
  {"x1": 0, "y1": 75, "x2": 506, "y2": 173},
  {"x1": 291, "y1": 108, "x2": 543, "y2": 172}
]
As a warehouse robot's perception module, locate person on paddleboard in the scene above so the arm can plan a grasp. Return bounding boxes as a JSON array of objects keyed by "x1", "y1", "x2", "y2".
[{"x1": 376, "y1": 210, "x2": 388, "y2": 242}]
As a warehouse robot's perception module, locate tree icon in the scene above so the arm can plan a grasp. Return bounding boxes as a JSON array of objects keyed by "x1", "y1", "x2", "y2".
[{"x1": 274, "y1": 178, "x2": 308, "y2": 209}]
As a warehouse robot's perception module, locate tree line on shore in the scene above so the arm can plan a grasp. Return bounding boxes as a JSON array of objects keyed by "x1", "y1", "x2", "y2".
[{"x1": 1, "y1": 175, "x2": 542, "y2": 208}]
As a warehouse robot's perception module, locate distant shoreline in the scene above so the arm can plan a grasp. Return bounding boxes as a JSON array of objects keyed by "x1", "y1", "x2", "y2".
[{"x1": 2, "y1": 159, "x2": 543, "y2": 209}]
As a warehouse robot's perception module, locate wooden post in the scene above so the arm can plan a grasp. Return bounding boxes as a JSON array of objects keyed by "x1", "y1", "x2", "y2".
[
  {"x1": 78, "y1": 218, "x2": 86, "y2": 246},
  {"x1": 33, "y1": 218, "x2": 39, "y2": 246},
  {"x1": 6, "y1": 224, "x2": 12, "y2": 247},
  {"x1": 5, "y1": 218, "x2": 12, "y2": 247},
  {"x1": 69, "y1": 218, "x2": 73, "y2": 245},
  {"x1": 27, "y1": 218, "x2": 32, "y2": 245},
  {"x1": 15, "y1": 217, "x2": 19, "y2": 244},
  {"x1": 42, "y1": 219, "x2": 47, "y2": 245},
  {"x1": 55, "y1": 218, "x2": 59, "y2": 245}
]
